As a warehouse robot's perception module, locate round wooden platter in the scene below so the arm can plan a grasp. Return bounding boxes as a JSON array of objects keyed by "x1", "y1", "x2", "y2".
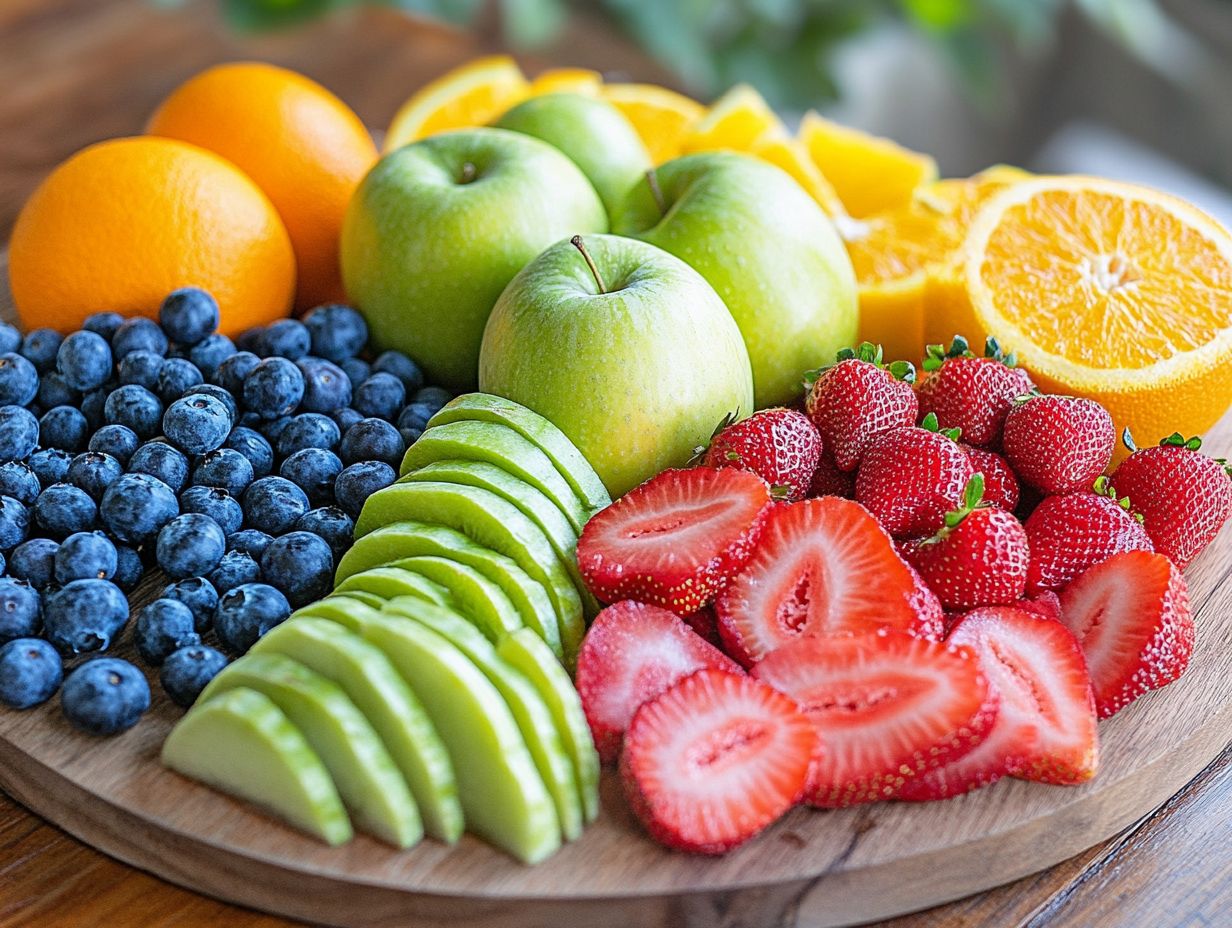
[{"x1": 1, "y1": 261, "x2": 1230, "y2": 928}]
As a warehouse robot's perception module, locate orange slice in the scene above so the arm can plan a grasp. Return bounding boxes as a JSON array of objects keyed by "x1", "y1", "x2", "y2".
[
  {"x1": 385, "y1": 55, "x2": 529, "y2": 152},
  {"x1": 798, "y1": 111, "x2": 938, "y2": 218},
  {"x1": 600, "y1": 83, "x2": 704, "y2": 164},
  {"x1": 680, "y1": 84, "x2": 784, "y2": 154},
  {"x1": 950, "y1": 175, "x2": 1232, "y2": 445},
  {"x1": 529, "y1": 68, "x2": 603, "y2": 96},
  {"x1": 750, "y1": 132, "x2": 846, "y2": 217}
]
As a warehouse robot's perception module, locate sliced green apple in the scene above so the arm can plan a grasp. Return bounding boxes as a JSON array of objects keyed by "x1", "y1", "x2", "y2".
[
  {"x1": 292, "y1": 594, "x2": 385, "y2": 623},
  {"x1": 497, "y1": 628, "x2": 600, "y2": 823},
  {"x1": 361, "y1": 613, "x2": 561, "y2": 864},
  {"x1": 388, "y1": 555, "x2": 521, "y2": 641},
  {"x1": 335, "y1": 520, "x2": 563, "y2": 660},
  {"x1": 383, "y1": 597, "x2": 583, "y2": 842},
  {"x1": 251, "y1": 617, "x2": 464, "y2": 843},
  {"x1": 162, "y1": 687, "x2": 353, "y2": 846},
  {"x1": 335, "y1": 566, "x2": 454, "y2": 608},
  {"x1": 356, "y1": 482, "x2": 584, "y2": 662},
  {"x1": 198, "y1": 653, "x2": 422, "y2": 848},
  {"x1": 430, "y1": 393, "x2": 610, "y2": 514}
]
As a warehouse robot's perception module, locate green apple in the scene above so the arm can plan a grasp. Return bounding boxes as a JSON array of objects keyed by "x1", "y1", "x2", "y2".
[
  {"x1": 162, "y1": 687, "x2": 352, "y2": 846},
  {"x1": 251, "y1": 617, "x2": 464, "y2": 843},
  {"x1": 335, "y1": 520, "x2": 563, "y2": 660},
  {"x1": 361, "y1": 614, "x2": 560, "y2": 863},
  {"x1": 384, "y1": 596, "x2": 583, "y2": 842},
  {"x1": 291, "y1": 595, "x2": 385, "y2": 625},
  {"x1": 479, "y1": 234, "x2": 754, "y2": 496},
  {"x1": 429, "y1": 393, "x2": 611, "y2": 513},
  {"x1": 493, "y1": 93, "x2": 652, "y2": 221},
  {"x1": 613, "y1": 151, "x2": 858, "y2": 407},
  {"x1": 334, "y1": 566, "x2": 454, "y2": 608},
  {"x1": 400, "y1": 419, "x2": 589, "y2": 532},
  {"x1": 389, "y1": 555, "x2": 521, "y2": 641},
  {"x1": 198, "y1": 652, "x2": 422, "y2": 848},
  {"x1": 342, "y1": 128, "x2": 607, "y2": 390}
]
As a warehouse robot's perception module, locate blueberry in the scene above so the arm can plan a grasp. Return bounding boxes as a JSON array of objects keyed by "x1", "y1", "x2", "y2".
[
  {"x1": 43, "y1": 580, "x2": 129, "y2": 655},
  {"x1": 160, "y1": 288, "x2": 220, "y2": 346},
  {"x1": 8, "y1": 538, "x2": 58, "y2": 591},
  {"x1": 256, "y1": 319, "x2": 311, "y2": 360},
  {"x1": 187, "y1": 333, "x2": 236, "y2": 379},
  {"x1": 163, "y1": 394, "x2": 232, "y2": 455},
  {"x1": 66, "y1": 451, "x2": 123, "y2": 501},
  {"x1": 337, "y1": 358, "x2": 368, "y2": 389},
  {"x1": 80, "y1": 384, "x2": 114, "y2": 431},
  {"x1": 88, "y1": 424, "x2": 139, "y2": 466},
  {"x1": 257, "y1": 415, "x2": 293, "y2": 445},
  {"x1": 21, "y1": 328, "x2": 63, "y2": 372},
  {"x1": 134, "y1": 598, "x2": 200, "y2": 666},
  {"x1": 333, "y1": 461, "x2": 396, "y2": 517},
  {"x1": 38, "y1": 405, "x2": 89, "y2": 452},
  {"x1": 0, "y1": 462, "x2": 40, "y2": 505},
  {"x1": 118, "y1": 349, "x2": 164, "y2": 389},
  {"x1": 37, "y1": 372, "x2": 81, "y2": 410},
  {"x1": 161, "y1": 577, "x2": 219, "y2": 633},
  {"x1": 61, "y1": 657, "x2": 150, "y2": 735},
  {"x1": 155, "y1": 357, "x2": 203, "y2": 405},
  {"x1": 213, "y1": 583, "x2": 290, "y2": 655},
  {"x1": 296, "y1": 357, "x2": 351, "y2": 413},
  {"x1": 0, "y1": 405, "x2": 39, "y2": 462},
  {"x1": 28, "y1": 448, "x2": 72, "y2": 487},
  {"x1": 127, "y1": 440, "x2": 189, "y2": 493},
  {"x1": 303, "y1": 304, "x2": 368, "y2": 362},
  {"x1": 160, "y1": 644, "x2": 228, "y2": 708},
  {"x1": 293, "y1": 506, "x2": 354, "y2": 560},
  {"x1": 104, "y1": 384, "x2": 163, "y2": 438},
  {"x1": 242, "y1": 476, "x2": 310, "y2": 535},
  {"x1": 55, "y1": 331, "x2": 111, "y2": 391},
  {"x1": 0, "y1": 322, "x2": 21, "y2": 354},
  {"x1": 0, "y1": 577, "x2": 41, "y2": 641},
  {"x1": 242, "y1": 357, "x2": 304, "y2": 419},
  {"x1": 156, "y1": 513, "x2": 226, "y2": 579},
  {"x1": 111, "y1": 317, "x2": 168, "y2": 360},
  {"x1": 351, "y1": 373, "x2": 404, "y2": 421},
  {"x1": 0, "y1": 495, "x2": 31, "y2": 550},
  {"x1": 236, "y1": 411, "x2": 262, "y2": 430},
  {"x1": 83, "y1": 312, "x2": 125, "y2": 341},
  {"x1": 208, "y1": 549, "x2": 262, "y2": 594},
  {"x1": 223, "y1": 427, "x2": 274, "y2": 479},
  {"x1": 373, "y1": 350, "x2": 425, "y2": 393},
  {"x1": 412, "y1": 385, "x2": 452, "y2": 413},
  {"x1": 99, "y1": 472, "x2": 179, "y2": 543},
  {"x1": 397, "y1": 401, "x2": 436, "y2": 433},
  {"x1": 113, "y1": 545, "x2": 144, "y2": 593},
  {"x1": 179, "y1": 383, "x2": 238, "y2": 423},
  {"x1": 279, "y1": 448, "x2": 342, "y2": 505},
  {"x1": 260, "y1": 531, "x2": 333, "y2": 607},
  {"x1": 339, "y1": 418, "x2": 404, "y2": 467},
  {"x1": 214, "y1": 350, "x2": 260, "y2": 395},
  {"x1": 277, "y1": 413, "x2": 340, "y2": 456},
  {"x1": 54, "y1": 531, "x2": 118, "y2": 583},
  {"x1": 33, "y1": 483, "x2": 96, "y2": 538},
  {"x1": 234, "y1": 326, "x2": 265, "y2": 355},
  {"x1": 226, "y1": 529, "x2": 273, "y2": 559},
  {"x1": 400, "y1": 427, "x2": 423, "y2": 448},
  {"x1": 0, "y1": 638, "x2": 62, "y2": 709},
  {"x1": 0, "y1": 353, "x2": 39, "y2": 406},
  {"x1": 331, "y1": 406, "x2": 363, "y2": 433},
  {"x1": 192, "y1": 448, "x2": 254, "y2": 497}
]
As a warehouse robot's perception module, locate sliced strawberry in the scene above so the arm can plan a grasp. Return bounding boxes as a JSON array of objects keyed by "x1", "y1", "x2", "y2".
[
  {"x1": 681, "y1": 605, "x2": 723, "y2": 649},
  {"x1": 752, "y1": 630, "x2": 997, "y2": 806},
  {"x1": 948, "y1": 606, "x2": 1099, "y2": 785},
  {"x1": 897, "y1": 718, "x2": 1038, "y2": 801},
  {"x1": 905, "y1": 564, "x2": 946, "y2": 641},
  {"x1": 1018, "y1": 589, "x2": 1062, "y2": 622},
  {"x1": 577, "y1": 467, "x2": 773, "y2": 615},
  {"x1": 715, "y1": 497, "x2": 929, "y2": 666},
  {"x1": 576, "y1": 601, "x2": 742, "y2": 764},
  {"x1": 620, "y1": 668, "x2": 818, "y2": 854},
  {"x1": 1058, "y1": 551, "x2": 1193, "y2": 719}
]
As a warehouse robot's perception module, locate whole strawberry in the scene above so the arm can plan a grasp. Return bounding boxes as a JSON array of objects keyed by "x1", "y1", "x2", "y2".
[
  {"x1": 702, "y1": 407, "x2": 821, "y2": 501},
  {"x1": 855, "y1": 413, "x2": 975, "y2": 537},
  {"x1": 1110, "y1": 431, "x2": 1232, "y2": 568},
  {"x1": 1023, "y1": 478, "x2": 1154, "y2": 592},
  {"x1": 962, "y1": 444, "x2": 1020, "y2": 511},
  {"x1": 1002, "y1": 394, "x2": 1115, "y2": 495},
  {"x1": 901, "y1": 474, "x2": 1030, "y2": 610},
  {"x1": 915, "y1": 336, "x2": 1035, "y2": 448},
  {"x1": 805, "y1": 342, "x2": 917, "y2": 472},
  {"x1": 808, "y1": 450, "x2": 855, "y2": 499}
]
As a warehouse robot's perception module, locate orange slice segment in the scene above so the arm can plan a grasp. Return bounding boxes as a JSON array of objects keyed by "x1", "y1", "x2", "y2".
[
  {"x1": 385, "y1": 55, "x2": 529, "y2": 152},
  {"x1": 749, "y1": 133, "x2": 846, "y2": 217},
  {"x1": 600, "y1": 83, "x2": 704, "y2": 165},
  {"x1": 680, "y1": 84, "x2": 784, "y2": 154},
  {"x1": 529, "y1": 68, "x2": 603, "y2": 96}
]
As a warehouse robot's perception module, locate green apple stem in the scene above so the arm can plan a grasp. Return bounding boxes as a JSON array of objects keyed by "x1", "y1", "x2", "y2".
[
  {"x1": 645, "y1": 169, "x2": 666, "y2": 217},
  {"x1": 459, "y1": 162, "x2": 478, "y2": 184},
  {"x1": 570, "y1": 235, "x2": 607, "y2": 294}
]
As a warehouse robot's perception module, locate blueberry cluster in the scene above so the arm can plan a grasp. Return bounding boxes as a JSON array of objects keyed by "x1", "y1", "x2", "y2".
[{"x1": 0, "y1": 289, "x2": 450, "y2": 733}]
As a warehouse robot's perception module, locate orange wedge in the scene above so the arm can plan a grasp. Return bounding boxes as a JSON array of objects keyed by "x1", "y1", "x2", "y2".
[
  {"x1": 799, "y1": 111, "x2": 938, "y2": 218},
  {"x1": 385, "y1": 55, "x2": 529, "y2": 152},
  {"x1": 681, "y1": 84, "x2": 784, "y2": 154},
  {"x1": 947, "y1": 175, "x2": 1232, "y2": 446},
  {"x1": 749, "y1": 132, "x2": 846, "y2": 217},
  {"x1": 600, "y1": 83, "x2": 704, "y2": 164},
  {"x1": 529, "y1": 67, "x2": 603, "y2": 96}
]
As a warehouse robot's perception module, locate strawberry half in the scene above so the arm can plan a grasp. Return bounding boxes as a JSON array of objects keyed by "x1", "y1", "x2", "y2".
[
  {"x1": 751, "y1": 630, "x2": 998, "y2": 807},
  {"x1": 577, "y1": 467, "x2": 773, "y2": 615},
  {"x1": 702, "y1": 407, "x2": 822, "y2": 502},
  {"x1": 715, "y1": 497, "x2": 931, "y2": 666},
  {"x1": 620, "y1": 668, "x2": 818, "y2": 854},
  {"x1": 576, "y1": 601, "x2": 742, "y2": 763},
  {"x1": 915, "y1": 336, "x2": 1035, "y2": 448},
  {"x1": 1002, "y1": 394, "x2": 1115, "y2": 495},
  {"x1": 1058, "y1": 551, "x2": 1194, "y2": 719}
]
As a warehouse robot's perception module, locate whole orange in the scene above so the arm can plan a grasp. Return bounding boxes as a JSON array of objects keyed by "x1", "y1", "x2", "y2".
[
  {"x1": 9, "y1": 136, "x2": 295, "y2": 336},
  {"x1": 147, "y1": 62, "x2": 378, "y2": 310}
]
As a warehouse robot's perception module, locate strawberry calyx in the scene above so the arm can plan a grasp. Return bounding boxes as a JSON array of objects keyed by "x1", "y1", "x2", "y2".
[
  {"x1": 921, "y1": 335, "x2": 1018, "y2": 372},
  {"x1": 1122, "y1": 427, "x2": 1206, "y2": 454},
  {"x1": 918, "y1": 473, "x2": 986, "y2": 545},
  {"x1": 803, "y1": 341, "x2": 916, "y2": 391},
  {"x1": 1093, "y1": 474, "x2": 1145, "y2": 523},
  {"x1": 689, "y1": 410, "x2": 742, "y2": 463},
  {"x1": 919, "y1": 411, "x2": 962, "y2": 442}
]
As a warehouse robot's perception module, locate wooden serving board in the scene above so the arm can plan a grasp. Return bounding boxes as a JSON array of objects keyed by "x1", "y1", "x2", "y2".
[{"x1": 0, "y1": 256, "x2": 1229, "y2": 928}]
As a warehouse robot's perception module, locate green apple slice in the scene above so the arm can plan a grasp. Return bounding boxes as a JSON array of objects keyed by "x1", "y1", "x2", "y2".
[
  {"x1": 335, "y1": 521, "x2": 563, "y2": 660},
  {"x1": 430, "y1": 393, "x2": 610, "y2": 514},
  {"x1": 335, "y1": 566, "x2": 454, "y2": 608},
  {"x1": 327, "y1": 589, "x2": 385, "y2": 610},
  {"x1": 387, "y1": 555, "x2": 521, "y2": 641},
  {"x1": 292, "y1": 595, "x2": 385, "y2": 627},
  {"x1": 251, "y1": 617, "x2": 464, "y2": 843},
  {"x1": 400, "y1": 421, "x2": 589, "y2": 533},
  {"x1": 361, "y1": 614, "x2": 561, "y2": 864},
  {"x1": 356, "y1": 482, "x2": 584, "y2": 662},
  {"x1": 162, "y1": 687, "x2": 353, "y2": 846},
  {"x1": 383, "y1": 597, "x2": 583, "y2": 842},
  {"x1": 497, "y1": 628, "x2": 600, "y2": 823},
  {"x1": 198, "y1": 652, "x2": 422, "y2": 849}
]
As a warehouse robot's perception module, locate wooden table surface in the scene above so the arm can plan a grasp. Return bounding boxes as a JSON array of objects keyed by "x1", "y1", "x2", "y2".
[{"x1": 0, "y1": 2, "x2": 1228, "y2": 926}]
